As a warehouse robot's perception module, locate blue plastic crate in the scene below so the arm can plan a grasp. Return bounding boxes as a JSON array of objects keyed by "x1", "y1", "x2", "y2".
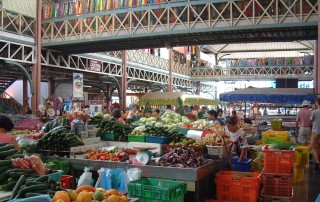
[
  {"x1": 232, "y1": 158, "x2": 252, "y2": 172},
  {"x1": 146, "y1": 136, "x2": 169, "y2": 144},
  {"x1": 101, "y1": 133, "x2": 115, "y2": 141}
]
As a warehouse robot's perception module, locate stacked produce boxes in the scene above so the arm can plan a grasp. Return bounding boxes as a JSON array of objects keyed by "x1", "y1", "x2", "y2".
[
  {"x1": 262, "y1": 149, "x2": 294, "y2": 201},
  {"x1": 293, "y1": 146, "x2": 310, "y2": 184}
]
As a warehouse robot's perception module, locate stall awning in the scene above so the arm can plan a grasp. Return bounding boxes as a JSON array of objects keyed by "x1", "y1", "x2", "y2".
[
  {"x1": 220, "y1": 88, "x2": 315, "y2": 104},
  {"x1": 138, "y1": 92, "x2": 218, "y2": 106}
]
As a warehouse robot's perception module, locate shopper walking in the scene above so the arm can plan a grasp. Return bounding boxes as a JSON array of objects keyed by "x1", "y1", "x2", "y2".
[
  {"x1": 310, "y1": 97, "x2": 320, "y2": 170},
  {"x1": 295, "y1": 100, "x2": 312, "y2": 145},
  {"x1": 0, "y1": 115, "x2": 19, "y2": 150}
]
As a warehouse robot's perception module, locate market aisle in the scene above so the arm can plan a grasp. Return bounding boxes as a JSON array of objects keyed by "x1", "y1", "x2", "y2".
[
  {"x1": 292, "y1": 164, "x2": 309, "y2": 202},
  {"x1": 308, "y1": 161, "x2": 320, "y2": 201}
]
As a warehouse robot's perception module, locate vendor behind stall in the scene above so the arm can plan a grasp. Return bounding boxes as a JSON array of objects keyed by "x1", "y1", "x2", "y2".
[
  {"x1": 225, "y1": 117, "x2": 248, "y2": 162},
  {"x1": 0, "y1": 115, "x2": 19, "y2": 150},
  {"x1": 208, "y1": 110, "x2": 225, "y2": 126}
]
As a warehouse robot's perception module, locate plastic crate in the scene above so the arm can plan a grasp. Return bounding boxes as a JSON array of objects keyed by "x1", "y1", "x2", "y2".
[
  {"x1": 33, "y1": 170, "x2": 63, "y2": 182},
  {"x1": 60, "y1": 175, "x2": 74, "y2": 189},
  {"x1": 215, "y1": 171, "x2": 262, "y2": 202},
  {"x1": 262, "y1": 131, "x2": 288, "y2": 144},
  {"x1": 271, "y1": 119, "x2": 283, "y2": 130},
  {"x1": 231, "y1": 158, "x2": 252, "y2": 172},
  {"x1": 293, "y1": 166, "x2": 305, "y2": 184},
  {"x1": 128, "y1": 178, "x2": 187, "y2": 201},
  {"x1": 294, "y1": 146, "x2": 310, "y2": 166},
  {"x1": 101, "y1": 133, "x2": 115, "y2": 141},
  {"x1": 162, "y1": 144, "x2": 206, "y2": 155},
  {"x1": 263, "y1": 173, "x2": 293, "y2": 197},
  {"x1": 146, "y1": 136, "x2": 170, "y2": 144},
  {"x1": 128, "y1": 135, "x2": 146, "y2": 142},
  {"x1": 261, "y1": 195, "x2": 293, "y2": 202},
  {"x1": 177, "y1": 128, "x2": 190, "y2": 135},
  {"x1": 251, "y1": 158, "x2": 264, "y2": 172},
  {"x1": 45, "y1": 160, "x2": 69, "y2": 174},
  {"x1": 263, "y1": 150, "x2": 294, "y2": 174},
  {"x1": 206, "y1": 144, "x2": 231, "y2": 157}
]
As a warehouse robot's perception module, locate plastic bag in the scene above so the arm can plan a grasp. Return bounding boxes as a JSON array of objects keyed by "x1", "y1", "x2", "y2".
[
  {"x1": 9, "y1": 194, "x2": 51, "y2": 202},
  {"x1": 95, "y1": 168, "x2": 104, "y2": 188},
  {"x1": 77, "y1": 167, "x2": 92, "y2": 187},
  {"x1": 97, "y1": 168, "x2": 127, "y2": 192},
  {"x1": 126, "y1": 168, "x2": 142, "y2": 183}
]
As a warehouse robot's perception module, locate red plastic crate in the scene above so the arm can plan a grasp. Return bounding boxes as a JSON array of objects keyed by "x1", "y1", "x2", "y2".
[
  {"x1": 215, "y1": 171, "x2": 262, "y2": 202},
  {"x1": 263, "y1": 173, "x2": 293, "y2": 197},
  {"x1": 60, "y1": 175, "x2": 74, "y2": 189},
  {"x1": 263, "y1": 150, "x2": 294, "y2": 174}
]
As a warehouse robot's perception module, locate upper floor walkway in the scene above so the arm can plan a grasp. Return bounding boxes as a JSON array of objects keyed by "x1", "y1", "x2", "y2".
[{"x1": 41, "y1": 0, "x2": 318, "y2": 53}]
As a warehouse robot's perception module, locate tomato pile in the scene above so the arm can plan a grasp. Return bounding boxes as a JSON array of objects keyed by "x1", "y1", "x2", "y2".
[{"x1": 87, "y1": 148, "x2": 138, "y2": 161}]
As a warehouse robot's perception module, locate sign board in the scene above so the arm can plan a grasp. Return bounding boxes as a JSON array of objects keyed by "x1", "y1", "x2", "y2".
[
  {"x1": 73, "y1": 73, "x2": 83, "y2": 98},
  {"x1": 89, "y1": 60, "x2": 102, "y2": 72}
]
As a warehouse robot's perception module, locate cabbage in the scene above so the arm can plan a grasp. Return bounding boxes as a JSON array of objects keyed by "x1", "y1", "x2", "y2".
[
  {"x1": 177, "y1": 122, "x2": 184, "y2": 127},
  {"x1": 151, "y1": 121, "x2": 157, "y2": 125},
  {"x1": 174, "y1": 118, "x2": 181, "y2": 123},
  {"x1": 94, "y1": 112, "x2": 104, "y2": 118},
  {"x1": 165, "y1": 118, "x2": 172, "y2": 124},
  {"x1": 103, "y1": 114, "x2": 112, "y2": 120},
  {"x1": 182, "y1": 117, "x2": 191, "y2": 124},
  {"x1": 155, "y1": 122, "x2": 163, "y2": 127},
  {"x1": 148, "y1": 117, "x2": 157, "y2": 122},
  {"x1": 175, "y1": 114, "x2": 182, "y2": 119},
  {"x1": 140, "y1": 117, "x2": 147, "y2": 123},
  {"x1": 167, "y1": 113, "x2": 175, "y2": 119},
  {"x1": 145, "y1": 122, "x2": 152, "y2": 126}
]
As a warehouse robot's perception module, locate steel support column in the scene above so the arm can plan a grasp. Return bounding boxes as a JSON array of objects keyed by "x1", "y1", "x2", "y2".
[
  {"x1": 168, "y1": 48, "x2": 173, "y2": 92},
  {"x1": 195, "y1": 81, "x2": 200, "y2": 95},
  {"x1": 121, "y1": 51, "x2": 127, "y2": 111},
  {"x1": 32, "y1": 0, "x2": 42, "y2": 115},
  {"x1": 23, "y1": 78, "x2": 28, "y2": 115},
  {"x1": 48, "y1": 78, "x2": 55, "y2": 96},
  {"x1": 105, "y1": 84, "x2": 111, "y2": 113}
]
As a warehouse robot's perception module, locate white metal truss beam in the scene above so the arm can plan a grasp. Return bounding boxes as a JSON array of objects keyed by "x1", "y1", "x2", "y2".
[
  {"x1": 191, "y1": 66, "x2": 314, "y2": 81},
  {"x1": 0, "y1": 8, "x2": 35, "y2": 37},
  {"x1": 0, "y1": 39, "x2": 35, "y2": 64}
]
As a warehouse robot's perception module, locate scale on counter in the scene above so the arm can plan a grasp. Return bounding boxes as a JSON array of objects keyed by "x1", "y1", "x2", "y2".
[{"x1": 133, "y1": 146, "x2": 157, "y2": 165}]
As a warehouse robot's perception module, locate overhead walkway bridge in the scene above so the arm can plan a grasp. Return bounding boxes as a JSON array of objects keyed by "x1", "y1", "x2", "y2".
[{"x1": 41, "y1": 0, "x2": 318, "y2": 54}]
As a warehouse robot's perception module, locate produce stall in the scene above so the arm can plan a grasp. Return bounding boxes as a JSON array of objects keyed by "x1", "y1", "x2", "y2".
[{"x1": 48, "y1": 156, "x2": 217, "y2": 202}]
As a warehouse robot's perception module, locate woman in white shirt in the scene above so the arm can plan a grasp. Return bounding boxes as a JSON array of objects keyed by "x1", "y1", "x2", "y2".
[{"x1": 225, "y1": 117, "x2": 249, "y2": 162}]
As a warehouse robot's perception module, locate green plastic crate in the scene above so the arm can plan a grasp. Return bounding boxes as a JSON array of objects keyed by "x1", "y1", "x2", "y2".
[
  {"x1": 177, "y1": 128, "x2": 189, "y2": 135},
  {"x1": 128, "y1": 135, "x2": 146, "y2": 142},
  {"x1": 128, "y1": 178, "x2": 187, "y2": 202},
  {"x1": 32, "y1": 170, "x2": 63, "y2": 182},
  {"x1": 45, "y1": 160, "x2": 69, "y2": 174},
  {"x1": 101, "y1": 133, "x2": 115, "y2": 141}
]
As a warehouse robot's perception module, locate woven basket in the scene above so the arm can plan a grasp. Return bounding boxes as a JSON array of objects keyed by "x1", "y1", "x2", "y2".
[{"x1": 243, "y1": 127, "x2": 257, "y2": 134}]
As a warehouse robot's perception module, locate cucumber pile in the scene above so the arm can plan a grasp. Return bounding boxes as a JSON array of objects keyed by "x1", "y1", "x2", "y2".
[
  {"x1": 37, "y1": 126, "x2": 83, "y2": 151},
  {"x1": 10, "y1": 173, "x2": 63, "y2": 199},
  {"x1": 96, "y1": 120, "x2": 133, "y2": 141},
  {"x1": 0, "y1": 142, "x2": 21, "y2": 160}
]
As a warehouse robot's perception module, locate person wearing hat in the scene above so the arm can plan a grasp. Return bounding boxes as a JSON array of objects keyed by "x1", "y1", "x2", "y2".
[{"x1": 295, "y1": 100, "x2": 312, "y2": 145}]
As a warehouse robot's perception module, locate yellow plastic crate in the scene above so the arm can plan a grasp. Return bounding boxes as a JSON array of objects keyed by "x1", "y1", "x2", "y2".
[
  {"x1": 261, "y1": 131, "x2": 288, "y2": 144},
  {"x1": 293, "y1": 166, "x2": 305, "y2": 184},
  {"x1": 294, "y1": 146, "x2": 310, "y2": 166},
  {"x1": 271, "y1": 119, "x2": 283, "y2": 130},
  {"x1": 251, "y1": 158, "x2": 264, "y2": 172}
]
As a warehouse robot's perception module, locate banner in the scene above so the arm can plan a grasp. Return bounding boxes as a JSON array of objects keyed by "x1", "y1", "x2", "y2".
[
  {"x1": 89, "y1": 59, "x2": 102, "y2": 72},
  {"x1": 73, "y1": 73, "x2": 83, "y2": 98}
]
